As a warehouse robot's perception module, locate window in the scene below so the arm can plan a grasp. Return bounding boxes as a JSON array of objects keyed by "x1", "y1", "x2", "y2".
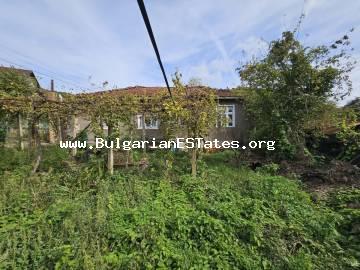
[
  {"x1": 218, "y1": 105, "x2": 235, "y2": 127},
  {"x1": 136, "y1": 115, "x2": 159, "y2": 129}
]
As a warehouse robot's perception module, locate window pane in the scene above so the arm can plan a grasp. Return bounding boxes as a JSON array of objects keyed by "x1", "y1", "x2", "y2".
[
  {"x1": 228, "y1": 115, "x2": 233, "y2": 127},
  {"x1": 136, "y1": 115, "x2": 143, "y2": 129},
  {"x1": 216, "y1": 105, "x2": 235, "y2": 128}
]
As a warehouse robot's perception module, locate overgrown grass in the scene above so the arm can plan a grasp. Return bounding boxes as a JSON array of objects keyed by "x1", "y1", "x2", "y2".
[
  {"x1": 326, "y1": 188, "x2": 360, "y2": 263},
  {"x1": 0, "y1": 148, "x2": 358, "y2": 269}
]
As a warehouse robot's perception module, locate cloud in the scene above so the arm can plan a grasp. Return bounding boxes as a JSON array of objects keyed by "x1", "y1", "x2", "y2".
[
  {"x1": 186, "y1": 57, "x2": 237, "y2": 87},
  {"x1": 231, "y1": 36, "x2": 269, "y2": 59},
  {"x1": 303, "y1": 0, "x2": 325, "y2": 16},
  {"x1": 345, "y1": 53, "x2": 360, "y2": 103},
  {"x1": 0, "y1": 0, "x2": 358, "y2": 103}
]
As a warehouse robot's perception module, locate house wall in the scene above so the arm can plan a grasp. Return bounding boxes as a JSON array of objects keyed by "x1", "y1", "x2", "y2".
[
  {"x1": 4, "y1": 118, "x2": 51, "y2": 147},
  {"x1": 75, "y1": 97, "x2": 248, "y2": 144},
  {"x1": 208, "y1": 98, "x2": 248, "y2": 143}
]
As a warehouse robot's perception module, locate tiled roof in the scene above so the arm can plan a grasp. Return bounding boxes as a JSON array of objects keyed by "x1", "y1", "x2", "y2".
[
  {"x1": 0, "y1": 66, "x2": 35, "y2": 77},
  {"x1": 85, "y1": 86, "x2": 239, "y2": 98}
]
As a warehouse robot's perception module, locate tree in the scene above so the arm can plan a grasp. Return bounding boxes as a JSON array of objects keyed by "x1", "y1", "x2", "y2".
[
  {"x1": 162, "y1": 73, "x2": 218, "y2": 176},
  {"x1": 336, "y1": 108, "x2": 360, "y2": 164},
  {"x1": 0, "y1": 69, "x2": 39, "y2": 150},
  {"x1": 187, "y1": 77, "x2": 204, "y2": 87},
  {"x1": 79, "y1": 93, "x2": 140, "y2": 174},
  {"x1": 237, "y1": 30, "x2": 355, "y2": 158}
]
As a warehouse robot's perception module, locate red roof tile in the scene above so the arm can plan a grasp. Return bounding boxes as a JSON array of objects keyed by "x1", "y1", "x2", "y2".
[{"x1": 84, "y1": 86, "x2": 239, "y2": 98}]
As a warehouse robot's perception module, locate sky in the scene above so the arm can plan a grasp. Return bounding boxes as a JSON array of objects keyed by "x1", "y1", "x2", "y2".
[{"x1": 0, "y1": 0, "x2": 359, "y2": 104}]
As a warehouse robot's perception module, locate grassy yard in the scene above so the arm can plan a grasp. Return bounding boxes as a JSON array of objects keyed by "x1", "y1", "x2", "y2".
[{"x1": 0, "y1": 148, "x2": 358, "y2": 269}]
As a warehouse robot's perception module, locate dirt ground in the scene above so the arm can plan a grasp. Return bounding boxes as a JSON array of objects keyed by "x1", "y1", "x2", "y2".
[
  {"x1": 278, "y1": 159, "x2": 360, "y2": 199},
  {"x1": 237, "y1": 153, "x2": 360, "y2": 197}
]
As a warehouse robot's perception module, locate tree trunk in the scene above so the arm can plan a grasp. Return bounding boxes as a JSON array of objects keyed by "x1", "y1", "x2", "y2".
[
  {"x1": 125, "y1": 151, "x2": 130, "y2": 169},
  {"x1": 17, "y1": 113, "x2": 24, "y2": 150},
  {"x1": 57, "y1": 117, "x2": 62, "y2": 143},
  {"x1": 28, "y1": 117, "x2": 39, "y2": 150},
  {"x1": 31, "y1": 152, "x2": 41, "y2": 174},
  {"x1": 191, "y1": 147, "x2": 197, "y2": 177},
  {"x1": 31, "y1": 118, "x2": 42, "y2": 174},
  {"x1": 141, "y1": 113, "x2": 146, "y2": 153},
  {"x1": 295, "y1": 136, "x2": 307, "y2": 161},
  {"x1": 125, "y1": 132, "x2": 132, "y2": 169},
  {"x1": 71, "y1": 115, "x2": 77, "y2": 157},
  {"x1": 107, "y1": 124, "x2": 114, "y2": 175}
]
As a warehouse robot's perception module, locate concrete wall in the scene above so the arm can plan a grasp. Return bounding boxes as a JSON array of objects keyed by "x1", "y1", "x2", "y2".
[{"x1": 74, "y1": 97, "x2": 248, "y2": 143}]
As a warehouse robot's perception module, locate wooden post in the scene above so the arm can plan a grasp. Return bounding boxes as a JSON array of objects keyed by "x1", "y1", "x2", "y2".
[
  {"x1": 47, "y1": 79, "x2": 57, "y2": 143},
  {"x1": 17, "y1": 113, "x2": 24, "y2": 150},
  {"x1": 57, "y1": 117, "x2": 62, "y2": 143},
  {"x1": 126, "y1": 131, "x2": 133, "y2": 169},
  {"x1": 107, "y1": 124, "x2": 114, "y2": 175},
  {"x1": 28, "y1": 117, "x2": 39, "y2": 150},
  {"x1": 55, "y1": 81, "x2": 63, "y2": 142},
  {"x1": 71, "y1": 115, "x2": 77, "y2": 157},
  {"x1": 31, "y1": 116, "x2": 42, "y2": 174},
  {"x1": 191, "y1": 147, "x2": 197, "y2": 177},
  {"x1": 141, "y1": 113, "x2": 146, "y2": 153}
]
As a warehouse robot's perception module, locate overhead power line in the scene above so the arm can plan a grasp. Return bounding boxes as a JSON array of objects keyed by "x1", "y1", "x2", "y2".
[
  {"x1": 0, "y1": 44, "x2": 113, "y2": 92},
  {"x1": 0, "y1": 43, "x2": 87, "y2": 83},
  {"x1": 137, "y1": 0, "x2": 174, "y2": 102},
  {"x1": 0, "y1": 56, "x2": 95, "y2": 91}
]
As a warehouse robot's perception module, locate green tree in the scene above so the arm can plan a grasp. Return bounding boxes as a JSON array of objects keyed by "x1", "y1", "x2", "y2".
[
  {"x1": 237, "y1": 30, "x2": 355, "y2": 158},
  {"x1": 79, "y1": 93, "x2": 140, "y2": 174},
  {"x1": 336, "y1": 108, "x2": 360, "y2": 163},
  {"x1": 162, "y1": 73, "x2": 218, "y2": 176},
  {"x1": 0, "y1": 69, "x2": 39, "y2": 150}
]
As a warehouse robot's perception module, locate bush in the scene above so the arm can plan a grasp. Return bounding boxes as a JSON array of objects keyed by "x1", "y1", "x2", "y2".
[
  {"x1": 327, "y1": 188, "x2": 360, "y2": 268},
  {"x1": 0, "y1": 146, "x2": 71, "y2": 177},
  {"x1": 255, "y1": 162, "x2": 280, "y2": 175},
  {"x1": 39, "y1": 145, "x2": 70, "y2": 172},
  {"x1": 0, "y1": 147, "x2": 32, "y2": 172},
  {"x1": 0, "y1": 150, "x2": 358, "y2": 269}
]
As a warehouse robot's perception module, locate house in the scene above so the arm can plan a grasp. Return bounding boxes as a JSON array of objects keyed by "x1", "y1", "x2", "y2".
[
  {"x1": 0, "y1": 66, "x2": 40, "y2": 88},
  {"x1": 0, "y1": 66, "x2": 61, "y2": 146},
  {"x1": 74, "y1": 86, "x2": 248, "y2": 144},
  {"x1": 0, "y1": 66, "x2": 249, "y2": 146}
]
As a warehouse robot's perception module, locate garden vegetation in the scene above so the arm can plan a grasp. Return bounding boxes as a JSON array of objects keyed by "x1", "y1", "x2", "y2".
[
  {"x1": 0, "y1": 28, "x2": 359, "y2": 269},
  {"x1": 0, "y1": 148, "x2": 358, "y2": 269}
]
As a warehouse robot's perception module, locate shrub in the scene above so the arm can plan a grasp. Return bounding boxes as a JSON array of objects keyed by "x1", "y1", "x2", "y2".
[
  {"x1": 327, "y1": 188, "x2": 360, "y2": 268},
  {"x1": 0, "y1": 150, "x2": 357, "y2": 269},
  {"x1": 255, "y1": 162, "x2": 280, "y2": 175},
  {"x1": 0, "y1": 147, "x2": 31, "y2": 172},
  {"x1": 39, "y1": 145, "x2": 71, "y2": 172}
]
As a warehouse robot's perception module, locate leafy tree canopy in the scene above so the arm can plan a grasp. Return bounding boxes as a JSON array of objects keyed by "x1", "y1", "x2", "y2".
[
  {"x1": 237, "y1": 30, "x2": 355, "y2": 158},
  {"x1": 0, "y1": 68, "x2": 39, "y2": 98}
]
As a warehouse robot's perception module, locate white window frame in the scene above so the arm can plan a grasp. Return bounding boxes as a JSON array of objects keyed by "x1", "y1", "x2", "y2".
[
  {"x1": 136, "y1": 115, "x2": 159, "y2": 130},
  {"x1": 218, "y1": 104, "x2": 235, "y2": 128}
]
